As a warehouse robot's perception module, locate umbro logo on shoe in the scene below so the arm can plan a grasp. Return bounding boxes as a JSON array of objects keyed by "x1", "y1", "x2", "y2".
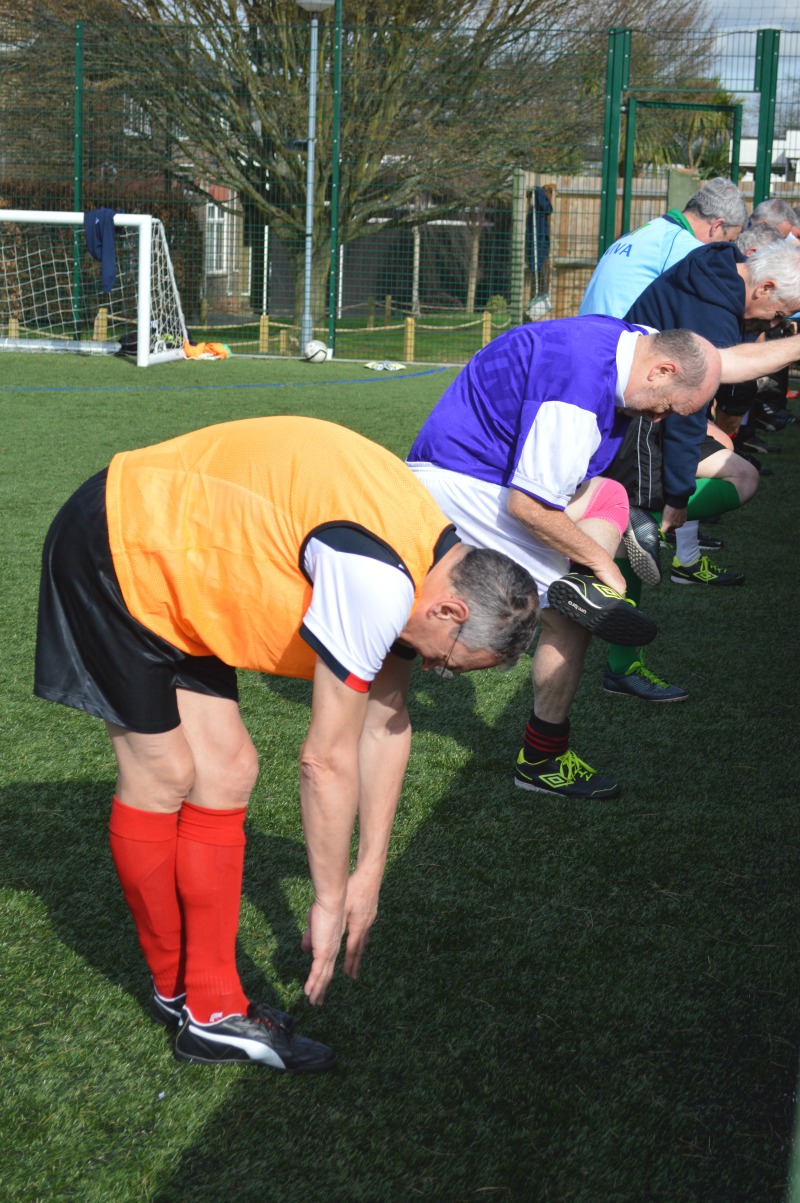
[{"x1": 547, "y1": 571, "x2": 657, "y2": 646}]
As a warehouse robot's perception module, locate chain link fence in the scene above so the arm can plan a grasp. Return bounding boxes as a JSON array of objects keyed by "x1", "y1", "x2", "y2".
[{"x1": 1, "y1": 16, "x2": 799, "y2": 363}]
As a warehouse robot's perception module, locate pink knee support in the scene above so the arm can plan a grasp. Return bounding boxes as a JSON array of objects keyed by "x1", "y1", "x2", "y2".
[{"x1": 580, "y1": 478, "x2": 629, "y2": 538}]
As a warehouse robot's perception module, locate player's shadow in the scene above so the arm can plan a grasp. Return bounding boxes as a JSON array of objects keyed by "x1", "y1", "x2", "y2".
[
  {"x1": 0, "y1": 779, "x2": 315, "y2": 1017},
  {"x1": 0, "y1": 661, "x2": 522, "y2": 1022},
  {"x1": 144, "y1": 673, "x2": 556, "y2": 1202}
]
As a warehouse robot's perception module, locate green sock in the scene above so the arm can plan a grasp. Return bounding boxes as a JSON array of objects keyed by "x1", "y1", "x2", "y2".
[
  {"x1": 607, "y1": 559, "x2": 642, "y2": 675},
  {"x1": 686, "y1": 478, "x2": 740, "y2": 521}
]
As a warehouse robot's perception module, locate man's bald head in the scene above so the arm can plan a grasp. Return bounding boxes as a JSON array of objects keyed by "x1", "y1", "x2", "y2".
[{"x1": 626, "y1": 329, "x2": 721, "y2": 420}]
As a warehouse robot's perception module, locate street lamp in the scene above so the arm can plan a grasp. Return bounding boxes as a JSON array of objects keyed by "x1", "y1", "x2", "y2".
[{"x1": 297, "y1": 0, "x2": 334, "y2": 353}]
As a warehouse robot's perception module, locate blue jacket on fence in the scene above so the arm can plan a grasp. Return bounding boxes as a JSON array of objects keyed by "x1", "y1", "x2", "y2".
[
  {"x1": 624, "y1": 242, "x2": 746, "y2": 507},
  {"x1": 84, "y1": 208, "x2": 118, "y2": 292}
]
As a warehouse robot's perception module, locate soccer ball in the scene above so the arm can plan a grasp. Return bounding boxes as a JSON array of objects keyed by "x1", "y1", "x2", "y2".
[{"x1": 303, "y1": 339, "x2": 328, "y2": 363}]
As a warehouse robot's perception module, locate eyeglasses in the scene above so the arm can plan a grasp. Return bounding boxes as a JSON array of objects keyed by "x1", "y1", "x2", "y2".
[{"x1": 432, "y1": 624, "x2": 463, "y2": 680}]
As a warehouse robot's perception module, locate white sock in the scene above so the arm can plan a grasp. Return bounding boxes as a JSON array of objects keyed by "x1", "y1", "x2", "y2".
[{"x1": 675, "y1": 521, "x2": 700, "y2": 566}]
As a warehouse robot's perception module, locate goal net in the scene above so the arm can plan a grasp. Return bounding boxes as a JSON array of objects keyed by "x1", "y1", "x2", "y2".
[{"x1": 0, "y1": 210, "x2": 188, "y2": 366}]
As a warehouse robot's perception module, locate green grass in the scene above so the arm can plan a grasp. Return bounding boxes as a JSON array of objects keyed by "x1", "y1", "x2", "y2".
[{"x1": 1, "y1": 350, "x2": 798, "y2": 1201}]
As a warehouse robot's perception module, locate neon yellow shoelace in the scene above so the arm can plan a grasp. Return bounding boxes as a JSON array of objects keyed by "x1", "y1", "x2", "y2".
[
  {"x1": 555, "y1": 749, "x2": 596, "y2": 782},
  {"x1": 626, "y1": 657, "x2": 669, "y2": 688}
]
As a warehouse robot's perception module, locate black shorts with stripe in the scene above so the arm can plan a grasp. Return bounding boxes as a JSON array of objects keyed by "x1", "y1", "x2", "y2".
[{"x1": 34, "y1": 470, "x2": 238, "y2": 734}]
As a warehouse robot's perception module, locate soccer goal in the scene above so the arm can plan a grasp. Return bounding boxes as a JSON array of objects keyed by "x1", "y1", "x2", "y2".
[{"x1": 0, "y1": 210, "x2": 188, "y2": 367}]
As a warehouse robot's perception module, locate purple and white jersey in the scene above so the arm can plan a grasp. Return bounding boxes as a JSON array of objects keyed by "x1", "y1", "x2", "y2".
[{"x1": 407, "y1": 315, "x2": 648, "y2": 510}]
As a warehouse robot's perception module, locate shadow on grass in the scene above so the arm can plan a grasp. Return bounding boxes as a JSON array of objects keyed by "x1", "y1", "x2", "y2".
[
  {"x1": 3, "y1": 648, "x2": 797, "y2": 1201},
  {"x1": 0, "y1": 779, "x2": 320, "y2": 1018},
  {"x1": 146, "y1": 670, "x2": 795, "y2": 1202}
]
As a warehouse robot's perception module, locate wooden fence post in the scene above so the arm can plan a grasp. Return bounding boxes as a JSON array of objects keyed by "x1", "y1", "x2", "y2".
[
  {"x1": 404, "y1": 316, "x2": 415, "y2": 362},
  {"x1": 258, "y1": 314, "x2": 269, "y2": 354},
  {"x1": 481, "y1": 310, "x2": 492, "y2": 347}
]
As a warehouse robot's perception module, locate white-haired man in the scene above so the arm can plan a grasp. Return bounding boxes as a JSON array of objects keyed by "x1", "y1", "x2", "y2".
[
  {"x1": 749, "y1": 197, "x2": 798, "y2": 239},
  {"x1": 599, "y1": 240, "x2": 800, "y2": 699}
]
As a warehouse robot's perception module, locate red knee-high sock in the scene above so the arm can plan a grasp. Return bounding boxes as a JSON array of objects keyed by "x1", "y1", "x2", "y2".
[
  {"x1": 175, "y1": 801, "x2": 249, "y2": 1024},
  {"x1": 108, "y1": 796, "x2": 185, "y2": 999}
]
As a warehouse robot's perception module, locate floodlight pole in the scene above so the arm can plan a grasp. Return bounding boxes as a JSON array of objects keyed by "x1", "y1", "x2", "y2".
[{"x1": 297, "y1": 0, "x2": 334, "y2": 352}]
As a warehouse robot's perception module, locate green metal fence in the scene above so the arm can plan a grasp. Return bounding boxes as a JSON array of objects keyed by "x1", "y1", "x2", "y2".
[{"x1": 1, "y1": 14, "x2": 800, "y2": 364}]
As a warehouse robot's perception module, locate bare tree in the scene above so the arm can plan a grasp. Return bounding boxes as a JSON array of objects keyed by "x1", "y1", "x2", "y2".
[{"x1": 4, "y1": 0, "x2": 718, "y2": 323}]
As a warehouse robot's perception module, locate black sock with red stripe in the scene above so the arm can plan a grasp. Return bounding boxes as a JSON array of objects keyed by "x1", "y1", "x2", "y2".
[{"x1": 522, "y1": 713, "x2": 570, "y2": 764}]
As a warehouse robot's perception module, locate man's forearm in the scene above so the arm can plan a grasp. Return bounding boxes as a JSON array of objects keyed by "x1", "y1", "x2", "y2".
[
  {"x1": 507, "y1": 489, "x2": 614, "y2": 574},
  {"x1": 299, "y1": 754, "x2": 360, "y2": 907},
  {"x1": 354, "y1": 659, "x2": 413, "y2": 876},
  {"x1": 356, "y1": 717, "x2": 411, "y2": 876},
  {"x1": 719, "y1": 335, "x2": 800, "y2": 383}
]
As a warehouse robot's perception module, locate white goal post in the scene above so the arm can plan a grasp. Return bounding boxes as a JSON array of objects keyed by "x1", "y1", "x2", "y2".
[{"x1": 0, "y1": 210, "x2": 188, "y2": 367}]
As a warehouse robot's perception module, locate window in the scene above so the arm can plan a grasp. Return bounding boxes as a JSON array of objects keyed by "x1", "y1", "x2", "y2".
[{"x1": 205, "y1": 202, "x2": 228, "y2": 275}]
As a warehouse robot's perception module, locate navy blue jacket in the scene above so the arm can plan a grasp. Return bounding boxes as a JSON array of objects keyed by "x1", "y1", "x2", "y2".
[
  {"x1": 625, "y1": 242, "x2": 746, "y2": 507},
  {"x1": 84, "y1": 208, "x2": 118, "y2": 292}
]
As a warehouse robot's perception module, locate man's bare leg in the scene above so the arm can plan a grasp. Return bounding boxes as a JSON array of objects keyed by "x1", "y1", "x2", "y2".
[{"x1": 516, "y1": 478, "x2": 627, "y2": 799}]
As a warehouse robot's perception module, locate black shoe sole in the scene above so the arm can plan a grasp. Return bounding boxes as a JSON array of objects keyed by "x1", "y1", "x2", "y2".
[
  {"x1": 670, "y1": 575, "x2": 745, "y2": 586},
  {"x1": 547, "y1": 580, "x2": 657, "y2": 646},
  {"x1": 601, "y1": 682, "x2": 688, "y2": 702},
  {"x1": 623, "y1": 536, "x2": 661, "y2": 587},
  {"x1": 623, "y1": 514, "x2": 662, "y2": 587},
  {"x1": 173, "y1": 1043, "x2": 337, "y2": 1072}
]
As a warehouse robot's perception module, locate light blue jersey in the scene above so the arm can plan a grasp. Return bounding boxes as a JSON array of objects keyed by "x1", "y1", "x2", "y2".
[{"x1": 578, "y1": 214, "x2": 700, "y2": 319}]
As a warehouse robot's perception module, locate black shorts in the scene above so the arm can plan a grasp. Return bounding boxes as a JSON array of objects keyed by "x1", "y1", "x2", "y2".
[
  {"x1": 715, "y1": 380, "x2": 758, "y2": 418},
  {"x1": 34, "y1": 470, "x2": 238, "y2": 734},
  {"x1": 698, "y1": 432, "x2": 725, "y2": 462}
]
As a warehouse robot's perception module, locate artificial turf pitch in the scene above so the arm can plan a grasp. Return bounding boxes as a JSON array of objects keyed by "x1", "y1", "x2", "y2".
[{"x1": 1, "y1": 351, "x2": 798, "y2": 1201}]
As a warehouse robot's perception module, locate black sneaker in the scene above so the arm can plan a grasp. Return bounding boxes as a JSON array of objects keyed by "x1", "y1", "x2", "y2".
[
  {"x1": 174, "y1": 1001, "x2": 337, "y2": 1072},
  {"x1": 670, "y1": 555, "x2": 745, "y2": 586},
  {"x1": 739, "y1": 433, "x2": 780, "y2": 455},
  {"x1": 756, "y1": 402, "x2": 796, "y2": 431},
  {"x1": 602, "y1": 659, "x2": 688, "y2": 702},
  {"x1": 150, "y1": 984, "x2": 187, "y2": 1029},
  {"x1": 514, "y1": 747, "x2": 620, "y2": 799},
  {"x1": 547, "y1": 571, "x2": 657, "y2": 646},
  {"x1": 660, "y1": 528, "x2": 724, "y2": 553},
  {"x1": 623, "y1": 507, "x2": 661, "y2": 586}
]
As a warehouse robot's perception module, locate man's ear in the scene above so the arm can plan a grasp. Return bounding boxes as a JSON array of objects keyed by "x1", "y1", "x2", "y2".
[
  {"x1": 647, "y1": 359, "x2": 678, "y2": 383},
  {"x1": 428, "y1": 597, "x2": 469, "y2": 624},
  {"x1": 753, "y1": 279, "x2": 776, "y2": 299}
]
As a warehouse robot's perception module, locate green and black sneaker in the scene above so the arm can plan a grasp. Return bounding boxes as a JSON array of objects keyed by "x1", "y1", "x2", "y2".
[
  {"x1": 547, "y1": 570, "x2": 657, "y2": 646},
  {"x1": 514, "y1": 747, "x2": 621, "y2": 799},
  {"x1": 670, "y1": 555, "x2": 745, "y2": 586}
]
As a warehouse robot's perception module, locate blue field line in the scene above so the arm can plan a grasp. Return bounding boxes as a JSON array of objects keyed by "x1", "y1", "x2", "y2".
[{"x1": 5, "y1": 366, "x2": 451, "y2": 393}]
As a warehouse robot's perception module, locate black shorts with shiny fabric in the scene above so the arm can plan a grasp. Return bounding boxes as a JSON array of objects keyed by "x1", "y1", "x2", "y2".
[{"x1": 34, "y1": 469, "x2": 238, "y2": 734}]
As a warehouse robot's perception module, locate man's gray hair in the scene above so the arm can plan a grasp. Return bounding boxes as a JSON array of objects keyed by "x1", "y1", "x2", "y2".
[
  {"x1": 649, "y1": 328, "x2": 709, "y2": 391},
  {"x1": 746, "y1": 240, "x2": 800, "y2": 306},
  {"x1": 737, "y1": 224, "x2": 782, "y2": 254},
  {"x1": 452, "y1": 547, "x2": 539, "y2": 667},
  {"x1": 684, "y1": 177, "x2": 747, "y2": 231},
  {"x1": 750, "y1": 197, "x2": 797, "y2": 228}
]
